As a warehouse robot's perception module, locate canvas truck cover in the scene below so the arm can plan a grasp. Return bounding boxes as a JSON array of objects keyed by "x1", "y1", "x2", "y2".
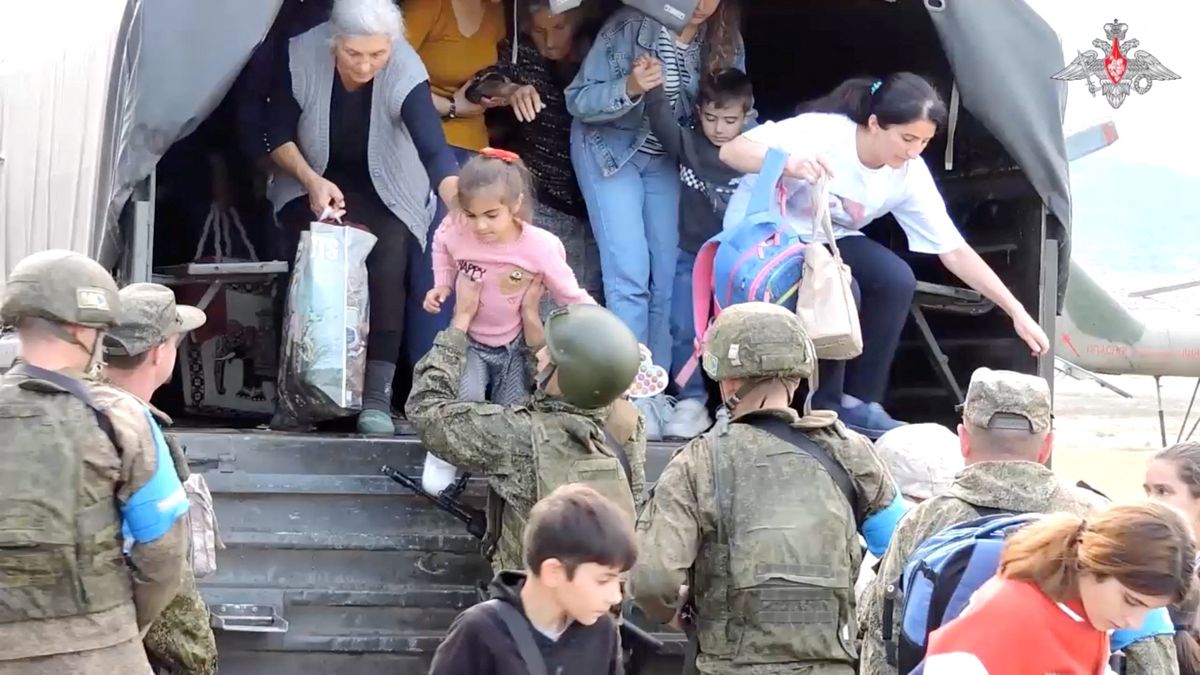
[
  {"x1": 0, "y1": 0, "x2": 134, "y2": 289},
  {"x1": 0, "y1": 0, "x2": 1071, "y2": 295},
  {"x1": 925, "y1": 0, "x2": 1074, "y2": 303},
  {"x1": 0, "y1": 0, "x2": 281, "y2": 290}
]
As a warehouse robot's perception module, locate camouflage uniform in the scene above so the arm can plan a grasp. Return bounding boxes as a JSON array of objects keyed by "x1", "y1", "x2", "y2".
[
  {"x1": 406, "y1": 305, "x2": 645, "y2": 572},
  {"x1": 92, "y1": 283, "x2": 217, "y2": 675},
  {"x1": 858, "y1": 368, "x2": 1177, "y2": 675},
  {"x1": 0, "y1": 251, "x2": 164, "y2": 674},
  {"x1": 629, "y1": 303, "x2": 902, "y2": 675}
]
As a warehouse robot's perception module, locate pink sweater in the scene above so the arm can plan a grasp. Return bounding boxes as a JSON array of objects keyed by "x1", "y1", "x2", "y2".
[{"x1": 431, "y1": 215, "x2": 596, "y2": 346}]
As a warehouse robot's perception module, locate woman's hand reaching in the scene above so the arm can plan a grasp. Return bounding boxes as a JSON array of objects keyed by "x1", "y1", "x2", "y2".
[
  {"x1": 305, "y1": 176, "x2": 346, "y2": 220},
  {"x1": 509, "y1": 84, "x2": 546, "y2": 122},
  {"x1": 1012, "y1": 309, "x2": 1051, "y2": 356},
  {"x1": 784, "y1": 154, "x2": 834, "y2": 185}
]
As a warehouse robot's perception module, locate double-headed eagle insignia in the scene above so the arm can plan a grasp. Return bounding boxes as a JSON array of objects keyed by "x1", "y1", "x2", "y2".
[{"x1": 1052, "y1": 19, "x2": 1180, "y2": 109}]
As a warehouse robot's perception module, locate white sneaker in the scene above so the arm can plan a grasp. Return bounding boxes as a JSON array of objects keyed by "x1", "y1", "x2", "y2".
[
  {"x1": 664, "y1": 398, "x2": 713, "y2": 439},
  {"x1": 634, "y1": 394, "x2": 675, "y2": 442}
]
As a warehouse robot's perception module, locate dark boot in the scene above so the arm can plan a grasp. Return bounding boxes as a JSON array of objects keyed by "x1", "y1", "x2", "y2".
[{"x1": 358, "y1": 359, "x2": 396, "y2": 436}]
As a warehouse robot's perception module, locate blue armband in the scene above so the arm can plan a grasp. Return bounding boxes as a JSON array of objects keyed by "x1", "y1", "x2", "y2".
[
  {"x1": 120, "y1": 409, "x2": 189, "y2": 544},
  {"x1": 1110, "y1": 607, "x2": 1174, "y2": 651},
  {"x1": 862, "y1": 492, "x2": 910, "y2": 557}
]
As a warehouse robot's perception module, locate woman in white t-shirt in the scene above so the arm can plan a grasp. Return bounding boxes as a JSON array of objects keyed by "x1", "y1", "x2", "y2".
[{"x1": 719, "y1": 73, "x2": 1050, "y2": 438}]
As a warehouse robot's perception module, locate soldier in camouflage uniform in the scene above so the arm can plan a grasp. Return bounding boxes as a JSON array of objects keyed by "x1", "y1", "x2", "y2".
[
  {"x1": 858, "y1": 367, "x2": 1178, "y2": 675},
  {"x1": 90, "y1": 283, "x2": 218, "y2": 675},
  {"x1": 629, "y1": 303, "x2": 909, "y2": 675},
  {"x1": 0, "y1": 251, "x2": 188, "y2": 675},
  {"x1": 406, "y1": 275, "x2": 645, "y2": 572}
]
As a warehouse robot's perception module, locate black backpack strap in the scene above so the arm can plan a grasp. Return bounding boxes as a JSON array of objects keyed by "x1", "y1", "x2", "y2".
[
  {"x1": 737, "y1": 414, "x2": 863, "y2": 528},
  {"x1": 10, "y1": 363, "x2": 120, "y2": 452},
  {"x1": 485, "y1": 599, "x2": 549, "y2": 675},
  {"x1": 602, "y1": 426, "x2": 635, "y2": 494}
]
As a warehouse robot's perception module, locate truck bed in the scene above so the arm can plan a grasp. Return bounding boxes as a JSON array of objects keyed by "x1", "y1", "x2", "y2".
[{"x1": 180, "y1": 425, "x2": 687, "y2": 674}]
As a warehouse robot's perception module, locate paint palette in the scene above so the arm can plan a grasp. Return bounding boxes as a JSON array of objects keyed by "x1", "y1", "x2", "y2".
[{"x1": 625, "y1": 344, "x2": 668, "y2": 399}]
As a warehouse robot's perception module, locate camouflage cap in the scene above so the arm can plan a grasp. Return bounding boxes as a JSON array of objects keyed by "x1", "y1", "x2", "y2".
[
  {"x1": 1, "y1": 249, "x2": 120, "y2": 328},
  {"x1": 875, "y1": 424, "x2": 964, "y2": 501},
  {"x1": 960, "y1": 367, "x2": 1052, "y2": 433},
  {"x1": 702, "y1": 302, "x2": 814, "y2": 382},
  {"x1": 104, "y1": 283, "x2": 206, "y2": 356}
]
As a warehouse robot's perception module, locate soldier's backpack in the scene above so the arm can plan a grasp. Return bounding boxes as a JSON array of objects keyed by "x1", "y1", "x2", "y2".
[
  {"x1": 674, "y1": 147, "x2": 805, "y2": 386},
  {"x1": 882, "y1": 511, "x2": 1036, "y2": 674}
]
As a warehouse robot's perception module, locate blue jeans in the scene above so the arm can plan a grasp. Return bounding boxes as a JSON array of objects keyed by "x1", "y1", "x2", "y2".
[
  {"x1": 572, "y1": 126, "x2": 679, "y2": 369},
  {"x1": 670, "y1": 249, "x2": 707, "y2": 402},
  {"x1": 812, "y1": 236, "x2": 917, "y2": 410}
]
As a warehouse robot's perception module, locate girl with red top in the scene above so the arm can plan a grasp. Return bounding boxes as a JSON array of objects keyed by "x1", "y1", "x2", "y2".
[
  {"x1": 421, "y1": 148, "x2": 595, "y2": 493},
  {"x1": 923, "y1": 502, "x2": 1196, "y2": 675}
]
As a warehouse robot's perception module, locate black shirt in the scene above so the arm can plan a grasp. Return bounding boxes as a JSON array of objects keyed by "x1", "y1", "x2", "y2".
[
  {"x1": 429, "y1": 571, "x2": 624, "y2": 675},
  {"x1": 324, "y1": 76, "x2": 373, "y2": 191}
]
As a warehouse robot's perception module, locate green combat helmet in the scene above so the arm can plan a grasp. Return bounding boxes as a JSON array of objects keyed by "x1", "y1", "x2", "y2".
[
  {"x1": 702, "y1": 302, "x2": 815, "y2": 382},
  {"x1": 544, "y1": 304, "x2": 640, "y2": 409},
  {"x1": 1, "y1": 249, "x2": 120, "y2": 329}
]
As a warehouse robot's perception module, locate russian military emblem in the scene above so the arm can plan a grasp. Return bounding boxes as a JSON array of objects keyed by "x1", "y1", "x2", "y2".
[{"x1": 1052, "y1": 19, "x2": 1180, "y2": 109}]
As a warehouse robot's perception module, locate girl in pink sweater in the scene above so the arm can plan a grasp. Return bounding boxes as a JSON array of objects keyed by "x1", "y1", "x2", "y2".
[{"x1": 421, "y1": 149, "x2": 595, "y2": 492}]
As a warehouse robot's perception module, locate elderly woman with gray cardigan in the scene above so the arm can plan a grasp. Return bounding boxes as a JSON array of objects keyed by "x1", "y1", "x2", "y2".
[{"x1": 267, "y1": 0, "x2": 459, "y2": 435}]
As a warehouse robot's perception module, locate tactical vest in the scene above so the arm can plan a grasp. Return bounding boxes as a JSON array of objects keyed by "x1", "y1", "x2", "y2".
[
  {"x1": 0, "y1": 372, "x2": 133, "y2": 623},
  {"x1": 490, "y1": 410, "x2": 637, "y2": 571},
  {"x1": 694, "y1": 423, "x2": 860, "y2": 667}
]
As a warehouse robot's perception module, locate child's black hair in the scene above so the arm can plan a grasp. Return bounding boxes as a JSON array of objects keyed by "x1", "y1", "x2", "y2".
[
  {"x1": 799, "y1": 72, "x2": 947, "y2": 130},
  {"x1": 523, "y1": 483, "x2": 637, "y2": 578},
  {"x1": 698, "y1": 68, "x2": 754, "y2": 112}
]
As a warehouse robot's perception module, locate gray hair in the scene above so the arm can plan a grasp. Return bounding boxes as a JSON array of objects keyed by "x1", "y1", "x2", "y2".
[{"x1": 330, "y1": 0, "x2": 405, "y2": 42}]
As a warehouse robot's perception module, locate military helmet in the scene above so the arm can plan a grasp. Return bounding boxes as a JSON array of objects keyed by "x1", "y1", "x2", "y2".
[
  {"x1": 702, "y1": 302, "x2": 815, "y2": 382},
  {"x1": 1, "y1": 250, "x2": 120, "y2": 329},
  {"x1": 544, "y1": 304, "x2": 640, "y2": 409}
]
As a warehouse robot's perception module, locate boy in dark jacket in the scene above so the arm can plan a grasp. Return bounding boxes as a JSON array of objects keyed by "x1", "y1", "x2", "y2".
[
  {"x1": 429, "y1": 484, "x2": 638, "y2": 675},
  {"x1": 643, "y1": 65, "x2": 754, "y2": 440}
]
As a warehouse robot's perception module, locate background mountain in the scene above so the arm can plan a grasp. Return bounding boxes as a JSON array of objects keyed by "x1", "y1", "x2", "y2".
[
  {"x1": 1070, "y1": 154, "x2": 1200, "y2": 279},
  {"x1": 1069, "y1": 154, "x2": 1200, "y2": 313}
]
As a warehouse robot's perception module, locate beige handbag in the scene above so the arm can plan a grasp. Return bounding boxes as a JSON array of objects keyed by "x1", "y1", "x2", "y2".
[
  {"x1": 183, "y1": 473, "x2": 223, "y2": 578},
  {"x1": 795, "y1": 177, "x2": 863, "y2": 360}
]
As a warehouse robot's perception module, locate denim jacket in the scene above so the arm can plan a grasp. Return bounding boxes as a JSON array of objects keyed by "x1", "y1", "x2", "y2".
[{"x1": 565, "y1": 7, "x2": 746, "y2": 177}]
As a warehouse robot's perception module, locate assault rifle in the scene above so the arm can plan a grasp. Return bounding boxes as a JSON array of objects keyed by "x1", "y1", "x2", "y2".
[
  {"x1": 380, "y1": 465, "x2": 487, "y2": 539},
  {"x1": 378, "y1": 465, "x2": 664, "y2": 673}
]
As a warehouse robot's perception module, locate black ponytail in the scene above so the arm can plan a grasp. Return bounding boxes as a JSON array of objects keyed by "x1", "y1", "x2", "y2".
[{"x1": 799, "y1": 72, "x2": 948, "y2": 130}]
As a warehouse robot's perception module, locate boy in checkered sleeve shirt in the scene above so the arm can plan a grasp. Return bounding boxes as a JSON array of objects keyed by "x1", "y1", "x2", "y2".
[{"x1": 641, "y1": 60, "x2": 754, "y2": 439}]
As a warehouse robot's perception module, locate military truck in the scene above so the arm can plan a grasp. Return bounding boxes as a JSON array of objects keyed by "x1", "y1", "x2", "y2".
[{"x1": 0, "y1": 0, "x2": 1069, "y2": 672}]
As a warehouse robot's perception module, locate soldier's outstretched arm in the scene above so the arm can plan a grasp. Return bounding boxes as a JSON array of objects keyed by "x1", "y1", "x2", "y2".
[
  {"x1": 106, "y1": 397, "x2": 190, "y2": 629},
  {"x1": 405, "y1": 328, "x2": 534, "y2": 472},
  {"x1": 629, "y1": 440, "x2": 706, "y2": 624}
]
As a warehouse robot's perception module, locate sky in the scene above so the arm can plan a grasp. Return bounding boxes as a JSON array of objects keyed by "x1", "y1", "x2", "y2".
[{"x1": 1026, "y1": 0, "x2": 1198, "y2": 174}]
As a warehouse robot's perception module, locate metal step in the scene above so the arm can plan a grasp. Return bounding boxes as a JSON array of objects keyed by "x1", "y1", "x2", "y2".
[{"x1": 181, "y1": 427, "x2": 685, "y2": 674}]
